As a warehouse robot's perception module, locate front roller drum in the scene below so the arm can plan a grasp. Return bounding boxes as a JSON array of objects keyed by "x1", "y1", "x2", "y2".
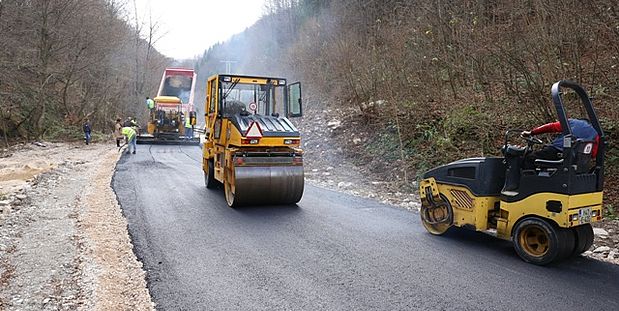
[
  {"x1": 225, "y1": 165, "x2": 304, "y2": 207},
  {"x1": 420, "y1": 196, "x2": 453, "y2": 235},
  {"x1": 419, "y1": 180, "x2": 453, "y2": 235}
]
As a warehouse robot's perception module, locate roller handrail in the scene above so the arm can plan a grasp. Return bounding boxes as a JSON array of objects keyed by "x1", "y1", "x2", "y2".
[{"x1": 550, "y1": 80, "x2": 605, "y2": 189}]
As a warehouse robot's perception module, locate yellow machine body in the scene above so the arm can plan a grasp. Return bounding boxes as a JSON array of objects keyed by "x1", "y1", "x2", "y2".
[
  {"x1": 138, "y1": 68, "x2": 198, "y2": 145},
  {"x1": 419, "y1": 177, "x2": 603, "y2": 240},
  {"x1": 418, "y1": 81, "x2": 606, "y2": 265},
  {"x1": 202, "y1": 74, "x2": 304, "y2": 207}
]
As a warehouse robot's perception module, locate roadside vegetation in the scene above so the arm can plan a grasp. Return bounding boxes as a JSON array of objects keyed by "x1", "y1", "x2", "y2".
[
  {"x1": 195, "y1": 0, "x2": 619, "y2": 214},
  {"x1": 1, "y1": 0, "x2": 617, "y2": 214},
  {"x1": 0, "y1": 0, "x2": 169, "y2": 144}
]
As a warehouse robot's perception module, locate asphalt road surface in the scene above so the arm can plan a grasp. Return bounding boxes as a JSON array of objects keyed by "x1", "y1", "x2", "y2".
[{"x1": 113, "y1": 145, "x2": 619, "y2": 311}]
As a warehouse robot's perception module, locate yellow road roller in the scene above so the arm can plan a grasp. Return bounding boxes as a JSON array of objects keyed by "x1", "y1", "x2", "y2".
[
  {"x1": 419, "y1": 80, "x2": 606, "y2": 265},
  {"x1": 202, "y1": 74, "x2": 304, "y2": 207}
]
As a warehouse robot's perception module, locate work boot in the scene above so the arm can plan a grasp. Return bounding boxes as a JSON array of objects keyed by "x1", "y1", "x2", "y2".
[{"x1": 132, "y1": 151, "x2": 136, "y2": 154}]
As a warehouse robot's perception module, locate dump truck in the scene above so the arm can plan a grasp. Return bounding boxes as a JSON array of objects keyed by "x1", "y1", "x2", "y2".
[
  {"x1": 138, "y1": 68, "x2": 199, "y2": 145},
  {"x1": 419, "y1": 80, "x2": 605, "y2": 265},
  {"x1": 202, "y1": 74, "x2": 304, "y2": 207}
]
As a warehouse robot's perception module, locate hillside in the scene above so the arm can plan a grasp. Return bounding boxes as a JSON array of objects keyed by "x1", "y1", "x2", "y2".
[
  {"x1": 0, "y1": 0, "x2": 170, "y2": 143},
  {"x1": 193, "y1": 0, "x2": 619, "y2": 215}
]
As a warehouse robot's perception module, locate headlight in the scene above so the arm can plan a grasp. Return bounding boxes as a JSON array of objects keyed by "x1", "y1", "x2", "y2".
[{"x1": 570, "y1": 214, "x2": 579, "y2": 221}]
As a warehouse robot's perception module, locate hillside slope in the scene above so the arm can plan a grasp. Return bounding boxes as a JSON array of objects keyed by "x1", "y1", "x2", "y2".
[{"x1": 194, "y1": 0, "x2": 619, "y2": 214}]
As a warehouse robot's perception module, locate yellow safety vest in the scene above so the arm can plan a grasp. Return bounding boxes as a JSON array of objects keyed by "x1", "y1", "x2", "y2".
[
  {"x1": 185, "y1": 115, "x2": 191, "y2": 128},
  {"x1": 121, "y1": 127, "x2": 136, "y2": 140},
  {"x1": 147, "y1": 99, "x2": 155, "y2": 109}
]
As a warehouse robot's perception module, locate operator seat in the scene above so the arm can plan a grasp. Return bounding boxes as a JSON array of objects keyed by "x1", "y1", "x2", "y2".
[
  {"x1": 573, "y1": 139, "x2": 595, "y2": 173},
  {"x1": 223, "y1": 100, "x2": 247, "y2": 116},
  {"x1": 533, "y1": 139, "x2": 594, "y2": 173}
]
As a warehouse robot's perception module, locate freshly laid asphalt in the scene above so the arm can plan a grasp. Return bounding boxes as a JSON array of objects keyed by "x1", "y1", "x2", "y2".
[{"x1": 113, "y1": 144, "x2": 619, "y2": 311}]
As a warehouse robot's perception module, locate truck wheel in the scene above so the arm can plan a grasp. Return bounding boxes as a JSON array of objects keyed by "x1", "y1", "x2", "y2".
[
  {"x1": 204, "y1": 159, "x2": 219, "y2": 189},
  {"x1": 513, "y1": 218, "x2": 573, "y2": 265},
  {"x1": 572, "y1": 224, "x2": 594, "y2": 256}
]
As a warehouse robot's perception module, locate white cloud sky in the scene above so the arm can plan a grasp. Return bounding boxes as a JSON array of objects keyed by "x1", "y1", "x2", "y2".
[{"x1": 132, "y1": 0, "x2": 266, "y2": 59}]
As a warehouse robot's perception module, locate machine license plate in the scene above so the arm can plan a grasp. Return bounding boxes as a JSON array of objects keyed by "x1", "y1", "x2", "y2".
[{"x1": 579, "y1": 207, "x2": 592, "y2": 223}]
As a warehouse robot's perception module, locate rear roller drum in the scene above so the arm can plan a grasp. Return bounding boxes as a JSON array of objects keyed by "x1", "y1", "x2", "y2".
[{"x1": 513, "y1": 217, "x2": 575, "y2": 265}]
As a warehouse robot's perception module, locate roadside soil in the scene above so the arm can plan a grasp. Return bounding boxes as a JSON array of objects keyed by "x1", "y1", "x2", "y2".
[
  {"x1": 0, "y1": 142, "x2": 153, "y2": 310},
  {"x1": 296, "y1": 98, "x2": 619, "y2": 265},
  {"x1": 297, "y1": 101, "x2": 420, "y2": 211}
]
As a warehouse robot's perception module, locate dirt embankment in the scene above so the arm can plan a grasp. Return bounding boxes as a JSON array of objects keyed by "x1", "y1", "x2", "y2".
[
  {"x1": 0, "y1": 143, "x2": 153, "y2": 310},
  {"x1": 297, "y1": 101, "x2": 420, "y2": 211}
]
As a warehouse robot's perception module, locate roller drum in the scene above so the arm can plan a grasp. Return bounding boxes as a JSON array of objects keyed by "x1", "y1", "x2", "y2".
[{"x1": 232, "y1": 165, "x2": 304, "y2": 205}]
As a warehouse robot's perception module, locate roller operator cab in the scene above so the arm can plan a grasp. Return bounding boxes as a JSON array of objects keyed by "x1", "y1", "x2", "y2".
[
  {"x1": 419, "y1": 80, "x2": 606, "y2": 265},
  {"x1": 202, "y1": 74, "x2": 304, "y2": 207}
]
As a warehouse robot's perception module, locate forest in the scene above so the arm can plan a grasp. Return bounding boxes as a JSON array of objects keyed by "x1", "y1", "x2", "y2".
[
  {"x1": 0, "y1": 0, "x2": 168, "y2": 144},
  {"x1": 195, "y1": 0, "x2": 619, "y2": 211},
  {"x1": 1, "y1": 0, "x2": 618, "y2": 211}
]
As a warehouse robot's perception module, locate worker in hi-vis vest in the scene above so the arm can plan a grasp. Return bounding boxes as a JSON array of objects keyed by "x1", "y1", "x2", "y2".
[
  {"x1": 146, "y1": 97, "x2": 155, "y2": 118},
  {"x1": 121, "y1": 126, "x2": 137, "y2": 154},
  {"x1": 184, "y1": 113, "x2": 193, "y2": 140}
]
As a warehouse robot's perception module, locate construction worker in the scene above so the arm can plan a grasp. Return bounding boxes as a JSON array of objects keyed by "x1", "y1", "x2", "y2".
[
  {"x1": 123, "y1": 116, "x2": 133, "y2": 127},
  {"x1": 83, "y1": 118, "x2": 92, "y2": 145},
  {"x1": 503, "y1": 118, "x2": 599, "y2": 194},
  {"x1": 146, "y1": 97, "x2": 155, "y2": 118},
  {"x1": 522, "y1": 118, "x2": 599, "y2": 167},
  {"x1": 123, "y1": 116, "x2": 140, "y2": 134},
  {"x1": 121, "y1": 126, "x2": 137, "y2": 154},
  {"x1": 184, "y1": 113, "x2": 193, "y2": 140},
  {"x1": 131, "y1": 117, "x2": 141, "y2": 136},
  {"x1": 114, "y1": 118, "x2": 122, "y2": 147}
]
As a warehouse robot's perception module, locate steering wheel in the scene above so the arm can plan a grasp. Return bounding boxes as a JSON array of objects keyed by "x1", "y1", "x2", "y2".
[{"x1": 525, "y1": 135, "x2": 543, "y2": 145}]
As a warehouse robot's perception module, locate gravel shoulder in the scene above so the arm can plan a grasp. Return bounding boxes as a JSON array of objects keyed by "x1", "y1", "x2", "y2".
[{"x1": 0, "y1": 142, "x2": 153, "y2": 310}]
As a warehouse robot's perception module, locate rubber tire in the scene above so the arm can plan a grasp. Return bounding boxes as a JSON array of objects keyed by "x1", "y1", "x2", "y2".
[
  {"x1": 572, "y1": 224, "x2": 594, "y2": 256},
  {"x1": 556, "y1": 227, "x2": 576, "y2": 261},
  {"x1": 204, "y1": 159, "x2": 219, "y2": 189},
  {"x1": 512, "y1": 217, "x2": 573, "y2": 265}
]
